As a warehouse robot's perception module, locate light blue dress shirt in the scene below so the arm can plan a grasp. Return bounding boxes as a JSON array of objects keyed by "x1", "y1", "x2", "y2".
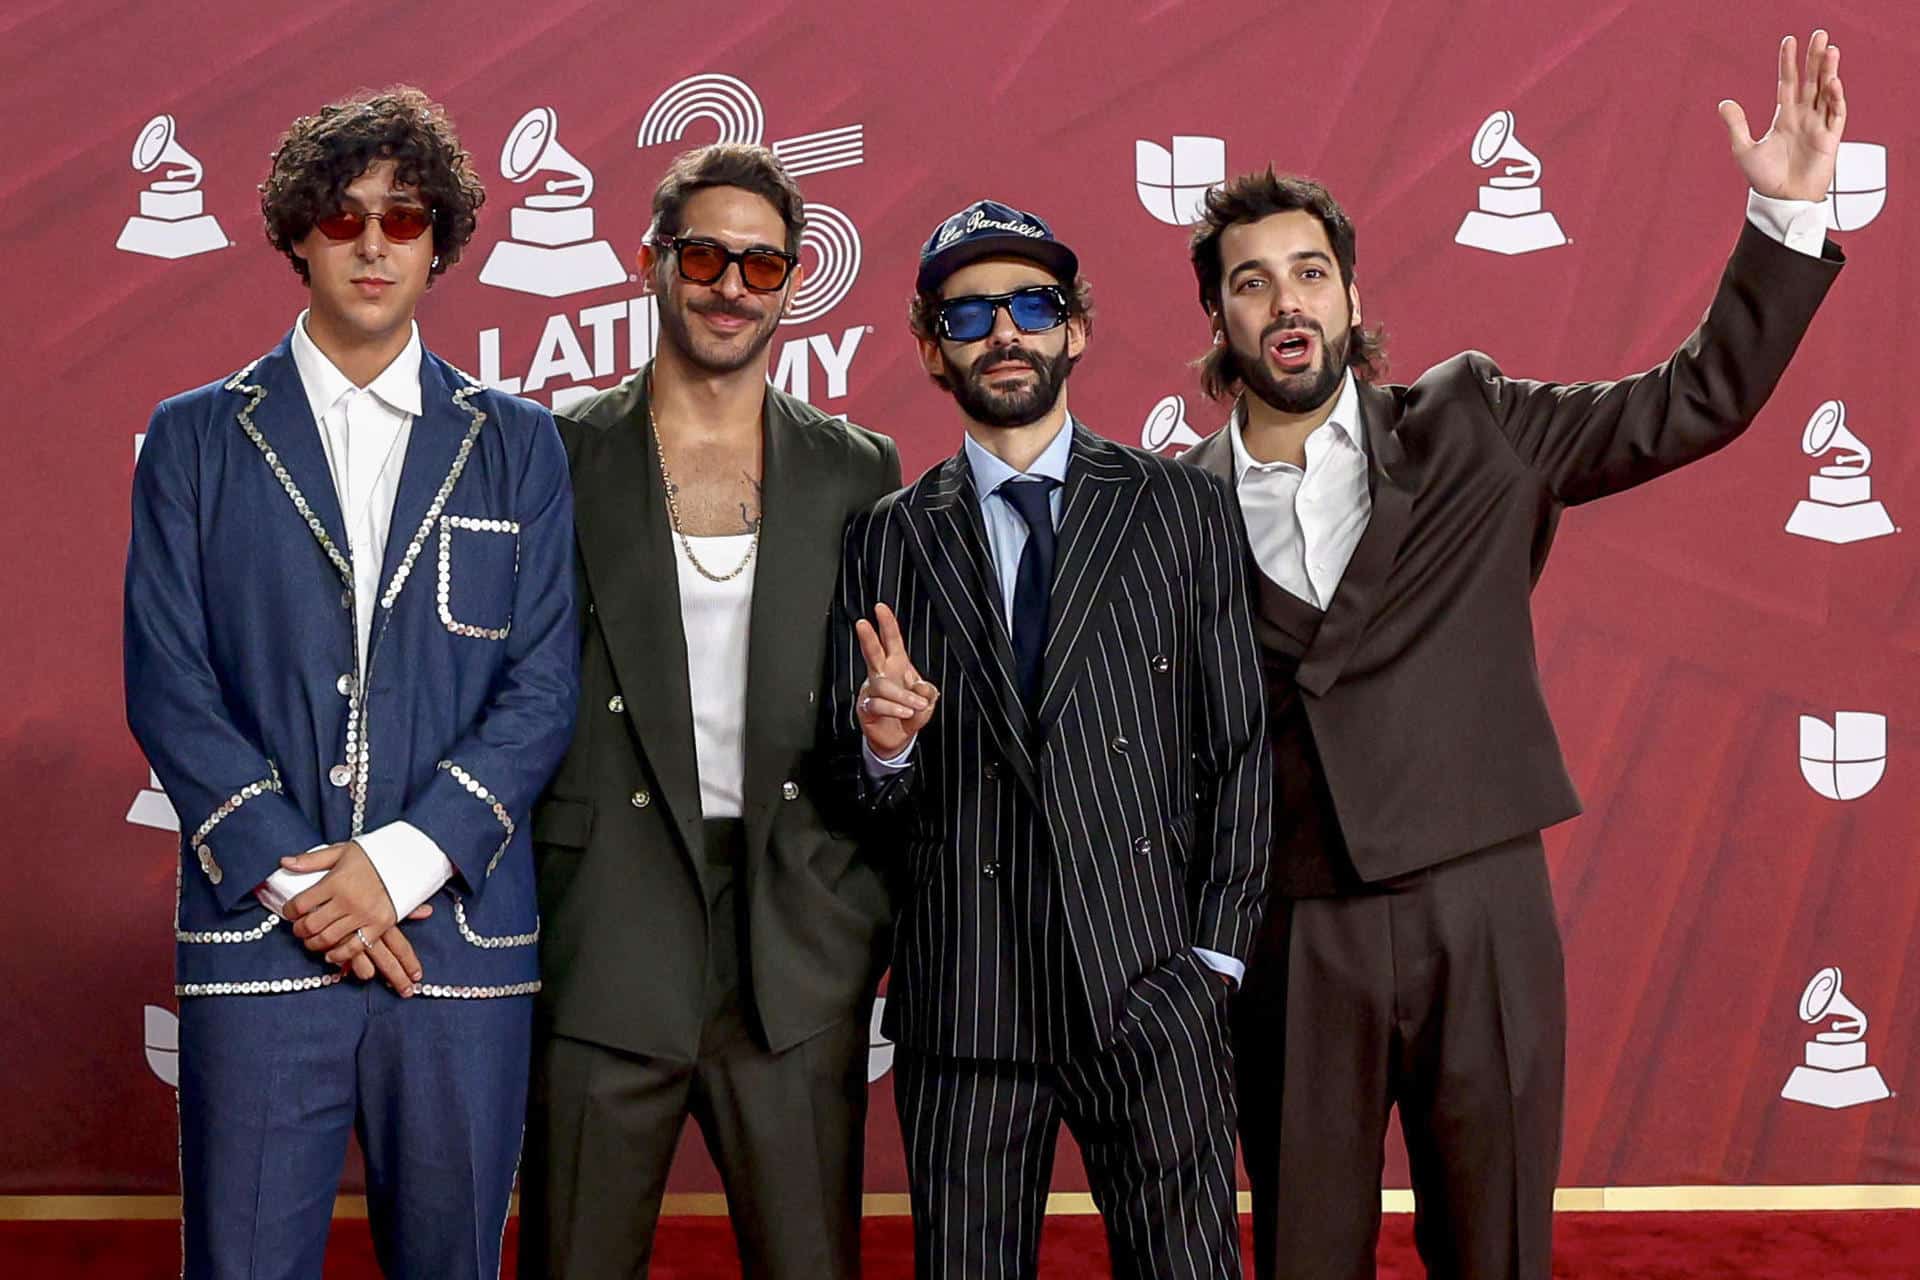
[{"x1": 962, "y1": 416, "x2": 1073, "y2": 628}]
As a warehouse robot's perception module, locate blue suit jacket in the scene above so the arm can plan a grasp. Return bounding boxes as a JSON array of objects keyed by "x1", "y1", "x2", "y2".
[{"x1": 126, "y1": 332, "x2": 579, "y2": 998}]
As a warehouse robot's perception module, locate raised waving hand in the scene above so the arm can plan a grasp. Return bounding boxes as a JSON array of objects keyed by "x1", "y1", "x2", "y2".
[{"x1": 1719, "y1": 30, "x2": 1846, "y2": 203}]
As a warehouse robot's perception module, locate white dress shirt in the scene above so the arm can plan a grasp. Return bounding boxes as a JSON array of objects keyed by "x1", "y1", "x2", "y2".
[
  {"x1": 674, "y1": 533, "x2": 757, "y2": 819},
  {"x1": 1230, "y1": 190, "x2": 1829, "y2": 610},
  {"x1": 1229, "y1": 371, "x2": 1368, "y2": 609},
  {"x1": 866, "y1": 417, "x2": 1243, "y2": 983},
  {"x1": 254, "y1": 313, "x2": 455, "y2": 922}
]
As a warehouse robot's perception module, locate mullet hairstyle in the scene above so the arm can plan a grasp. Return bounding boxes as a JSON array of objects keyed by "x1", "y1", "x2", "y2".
[
  {"x1": 906, "y1": 274, "x2": 1096, "y2": 391},
  {"x1": 1188, "y1": 168, "x2": 1387, "y2": 399},
  {"x1": 260, "y1": 86, "x2": 485, "y2": 285},
  {"x1": 648, "y1": 143, "x2": 807, "y2": 259}
]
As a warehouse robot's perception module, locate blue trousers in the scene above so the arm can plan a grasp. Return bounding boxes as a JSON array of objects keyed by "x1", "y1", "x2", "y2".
[{"x1": 178, "y1": 979, "x2": 531, "y2": 1280}]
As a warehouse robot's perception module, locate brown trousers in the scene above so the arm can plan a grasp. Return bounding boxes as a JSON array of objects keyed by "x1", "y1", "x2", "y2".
[{"x1": 1235, "y1": 835, "x2": 1566, "y2": 1280}]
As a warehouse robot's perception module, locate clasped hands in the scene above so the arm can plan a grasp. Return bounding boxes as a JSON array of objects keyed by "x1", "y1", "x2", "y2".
[{"x1": 281, "y1": 841, "x2": 428, "y2": 997}]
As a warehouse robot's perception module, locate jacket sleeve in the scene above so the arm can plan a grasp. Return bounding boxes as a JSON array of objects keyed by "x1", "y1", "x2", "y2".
[
  {"x1": 125, "y1": 398, "x2": 326, "y2": 911},
  {"x1": 1485, "y1": 221, "x2": 1843, "y2": 506},
  {"x1": 822, "y1": 498, "x2": 920, "y2": 823},
  {"x1": 397, "y1": 407, "x2": 580, "y2": 896},
  {"x1": 1188, "y1": 471, "x2": 1274, "y2": 962}
]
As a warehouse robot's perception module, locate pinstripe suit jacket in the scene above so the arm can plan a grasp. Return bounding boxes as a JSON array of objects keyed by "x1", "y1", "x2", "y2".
[{"x1": 829, "y1": 422, "x2": 1273, "y2": 1063}]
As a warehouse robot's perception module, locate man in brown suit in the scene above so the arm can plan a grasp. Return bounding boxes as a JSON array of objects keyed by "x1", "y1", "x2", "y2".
[{"x1": 1180, "y1": 30, "x2": 1850, "y2": 1280}]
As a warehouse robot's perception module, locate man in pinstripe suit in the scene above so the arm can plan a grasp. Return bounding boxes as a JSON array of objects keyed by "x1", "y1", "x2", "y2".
[{"x1": 827, "y1": 201, "x2": 1274, "y2": 1279}]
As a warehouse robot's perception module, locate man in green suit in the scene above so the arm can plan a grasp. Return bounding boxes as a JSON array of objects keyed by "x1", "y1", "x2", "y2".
[{"x1": 520, "y1": 143, "x2": 900, "y2": 1280}]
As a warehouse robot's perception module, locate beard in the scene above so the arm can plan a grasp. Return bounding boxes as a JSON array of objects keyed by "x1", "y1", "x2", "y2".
[
  {"x1": 657, "y1": 291, "x2": 782, "y2": 375},
  {"x1": 1235, "y1": 313, "x2": 1349, "y2": 415},
  {"x1": 946, "y1": 342, "x2": 1075, "y2": 428}
]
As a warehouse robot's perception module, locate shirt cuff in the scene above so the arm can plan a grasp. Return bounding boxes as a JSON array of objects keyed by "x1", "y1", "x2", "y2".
[
  {"x1": 1746, "y1": 189, "x2": 1827, "y2": 258},
  {"x1": 256, "y1": 855, "x2": 327, "y2": 919},
  {"x1": 863, "y1": 736, "x2": 916, "y2": 777},
  {"x1": 1194, "y1": 947, "x2": 1245, "y2": 986},
  {"x1": 356, "y1": 822, "x2": 456, "y2": 920}
]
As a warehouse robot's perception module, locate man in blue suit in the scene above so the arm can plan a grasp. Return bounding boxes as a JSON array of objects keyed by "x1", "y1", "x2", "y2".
[{"x1": 124, "y1": 87, "x2": 578, "y2": 1279}]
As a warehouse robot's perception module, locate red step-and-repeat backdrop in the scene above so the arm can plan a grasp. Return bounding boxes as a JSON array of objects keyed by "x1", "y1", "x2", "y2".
[{"x1": 2, "y1": 0, "x2": 1914, "y2": 1196}]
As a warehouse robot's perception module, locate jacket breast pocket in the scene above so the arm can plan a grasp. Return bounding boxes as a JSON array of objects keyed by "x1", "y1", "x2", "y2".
[{"x1": 438, "y1": 513, "x2": 519, "y2": 639}]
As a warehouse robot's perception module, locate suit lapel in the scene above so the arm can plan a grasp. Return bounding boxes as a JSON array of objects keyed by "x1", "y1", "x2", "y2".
[
  {"x1": 370, "y1": 353, "x2": 484, "y2": 654},
  {"x1": 1295, "y1": 379, "x2": 1413, "y2": 696},
  {"x1": 897, "y1": 453, "x2": 1040, "y2": 794},
  {"x1": 740, "y1": 397, "x2": 835, "y2": 839},
  {"x1": 570, "y1": 372, "x2": 705, "y2": 855},
  {"x1": 1034, "y1": 424, "x2": 1149, "y2": 729},
  {"x1": 230, "y1": 335, "x2": 353, "y2": 589},
  {"x1": 1181, "y1": 423, "x2": 1235, "y2": 496}
]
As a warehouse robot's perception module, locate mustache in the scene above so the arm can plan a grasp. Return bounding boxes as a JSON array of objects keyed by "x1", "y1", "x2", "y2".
[
  {"x1": 1261, "y1": 313, "x2": 1325, "y2": 346},
  {"x1": 969, "y1": 346, "x2": 1042, "y2": 376},
  {"x1": 690, "y1": 297, "x2": 761, "y2": 322}
]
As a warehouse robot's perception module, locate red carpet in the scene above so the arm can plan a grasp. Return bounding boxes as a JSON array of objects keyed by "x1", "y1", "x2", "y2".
[{"x1": 4, "y1": 1211, "x2": 1917, "y2": 1277}]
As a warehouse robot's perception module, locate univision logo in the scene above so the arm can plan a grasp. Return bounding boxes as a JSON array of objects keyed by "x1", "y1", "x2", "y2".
[
  {"x1": 1798, "y1": 711, "x2": 1887, "y2": 801},
  {"x1": 145, "y1": 1004, "x2": 179, "y2": 1087},
  {"x1": 1135, "y1": 136, "x2": 1225, "y2": 226}
]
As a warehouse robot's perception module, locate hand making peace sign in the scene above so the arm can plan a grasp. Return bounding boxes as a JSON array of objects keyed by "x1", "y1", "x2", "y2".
[
  {"x1": 1718, "y1": 30, "x2": 1847, "y2": 204},
  {"x1": 855, "y1": 603, "x2": 939, "y2": 759}
]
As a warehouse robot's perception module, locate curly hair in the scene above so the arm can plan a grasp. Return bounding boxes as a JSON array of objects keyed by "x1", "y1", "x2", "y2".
[
  {"x1": 260, "y1": 86, "x2": 485, "y2": 285},
  {"x1": 1189, "y1": 168, "x2": 1387, "y2": 398},
  {"x1": 906, "y1": 275, "x2": 1095, "y2": 391}
]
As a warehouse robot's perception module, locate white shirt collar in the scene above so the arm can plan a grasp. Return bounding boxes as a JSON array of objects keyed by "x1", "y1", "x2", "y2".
[
  {"x1": 1226, "y1": 369, "x2": 1362, "y2": 480},
  {"x1": 290, "y1": 310, "x2": 424, "y2": 424},
  {"x1": 963, "y1": 413, "x2": 1075, "y2": 498}
]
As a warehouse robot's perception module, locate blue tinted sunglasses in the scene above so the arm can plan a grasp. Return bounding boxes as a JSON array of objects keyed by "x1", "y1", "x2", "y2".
[{"x1": 934, "y1": 285, "x2": 1071, "y2": 343}]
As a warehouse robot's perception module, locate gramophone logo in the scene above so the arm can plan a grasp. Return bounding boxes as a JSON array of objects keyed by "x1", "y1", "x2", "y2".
[
  {"x1": 1820, "y1": 141, "x2": 1887, "y2": 232},
  {"x1": 1136, "y1": 136, "x2": 1226, "y2": 226},
  {"x1": 1141, "y1": 394, "x2": 1203, "y2": 455},
  {"x1": 1779, "y1": 967, "x2": 1893, "y2": 1109},
  {"x1": 1785, "y1": 400, "x2": 1898, "y2": 544},
  {"x1": 1453, "y1": 110, "x2": 1567, "y2": 256},
  {"x1": 1798, "y1": 711, "x2": 1886, "y2": 802},
  {"x1": 479, "y1": 107, "x2": 626, "y2": 298},
  {"x1": 128, "y1": 766, "x2": 180, "y2": 831},
  {"x1": 115, "y1": 114, "x2": 227, "y2": 259},
  {"x1": 636, "y1": 73, "x2": 865, "y2": 326}
]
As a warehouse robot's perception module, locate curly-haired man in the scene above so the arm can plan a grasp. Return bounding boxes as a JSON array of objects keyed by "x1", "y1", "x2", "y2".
[{"x1": 125, "y1": 86, "x2": 578, "y2": 1278}]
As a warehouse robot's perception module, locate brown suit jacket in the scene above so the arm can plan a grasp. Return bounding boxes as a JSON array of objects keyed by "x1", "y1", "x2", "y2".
[{"x1": 1185, "y1": 221, "x2": 1843, "y2": 883}]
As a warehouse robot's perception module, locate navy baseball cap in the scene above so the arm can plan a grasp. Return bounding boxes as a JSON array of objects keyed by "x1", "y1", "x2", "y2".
[{"x1": 916, "y1": 199, "x2": 1079, "y2": 293}]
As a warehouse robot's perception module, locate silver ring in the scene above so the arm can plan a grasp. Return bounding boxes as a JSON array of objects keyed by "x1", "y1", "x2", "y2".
[
  {"x1": 859, "y1": 696, "x2": 875, "y2": 716},
  {"x1": 355, "y1": 927, "x2": 371, "y2": 952}
]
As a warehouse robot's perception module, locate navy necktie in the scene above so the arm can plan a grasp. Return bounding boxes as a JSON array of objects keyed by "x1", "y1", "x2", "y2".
[{"x1": 999, "y1": 477, "x2": 1059, "y2": 707}]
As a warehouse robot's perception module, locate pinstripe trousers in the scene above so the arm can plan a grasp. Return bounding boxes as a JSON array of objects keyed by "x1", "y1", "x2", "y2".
[{"x1": 894, "y1": 949, "x2": 1242, "y2": 1280}]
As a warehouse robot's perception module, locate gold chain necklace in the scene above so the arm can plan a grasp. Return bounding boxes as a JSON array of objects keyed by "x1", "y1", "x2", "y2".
[{"x1": 647, "y1": 380, "x2": 760, "y2": 583}]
